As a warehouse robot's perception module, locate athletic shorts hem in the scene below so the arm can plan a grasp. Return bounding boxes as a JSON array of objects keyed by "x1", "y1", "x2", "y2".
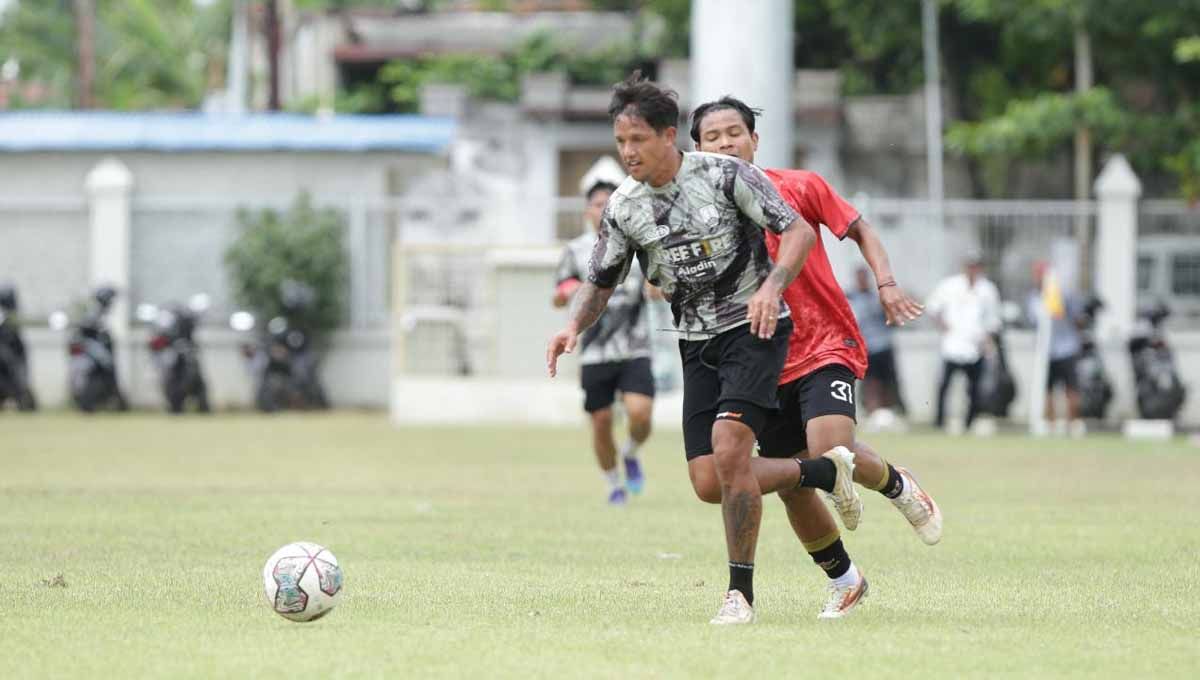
[
  {"x1": 581, "y1": 357, "x2": 655, "y2": 413},
  {"x1": 757, "y1": 363, "x2": 859, "y2": 458}
]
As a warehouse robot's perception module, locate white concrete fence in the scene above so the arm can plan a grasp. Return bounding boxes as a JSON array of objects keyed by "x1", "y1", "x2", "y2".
[
  {"x1": 5, "y1": 154, "x2": 1199, "y2": 425},
  {"x1": 7, "y1": 157, "x2": 397, "y2": 410}
]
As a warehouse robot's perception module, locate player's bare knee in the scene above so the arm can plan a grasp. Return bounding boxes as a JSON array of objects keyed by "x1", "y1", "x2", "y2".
[
  {"x1": 688, "y1": 458, "x2": 722, "y2": 503},
  {"x1": 692, "y1": 477, "x2": 721, "y2": 504},
  {"x1": 590, "y1": 408, "x2": 613, "y2": 431},
  {"x1": 628, "y1": 412, "x2": 652, "y2": 440},
  {"x1": 711, "y1": 436, "x2": 753, "y2": 481}
]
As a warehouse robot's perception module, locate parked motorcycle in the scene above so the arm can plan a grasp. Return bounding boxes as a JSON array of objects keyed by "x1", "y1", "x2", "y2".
[
  {"x1": 51, "y1": 286, "x2": 129, "y2": 413},
  {"x1": 1075, "y1": 296, "x2": 1113, "y2": 420},
  {"x1": 230, "y1": 280, "x2": 329, "y2": 413},
  {"x1": 136, "y1": 294, "x2": 211, "y2": 414},
  {"x1": 0, "y1": 284, "x2": 37, "y2": 411},
  {"x1": 1128, "y1": 301, "x2": 1186, "y2": 420}
]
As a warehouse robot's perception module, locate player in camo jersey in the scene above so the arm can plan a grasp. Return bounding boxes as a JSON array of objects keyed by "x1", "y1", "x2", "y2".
[
  {"x1": 553, "y1": 160, "x2": 655, "y2": 506},
  {"x1": 546, "y1": 73, "x2": 861, "y2": 625}
]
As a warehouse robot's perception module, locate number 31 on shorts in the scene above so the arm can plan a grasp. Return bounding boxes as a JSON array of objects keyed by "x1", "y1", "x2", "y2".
[{"x1": 830, "y1": 380, "x2": 854, "y2": 404}]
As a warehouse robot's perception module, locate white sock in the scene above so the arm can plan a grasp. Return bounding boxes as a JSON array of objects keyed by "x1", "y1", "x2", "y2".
[
  {"x1": 603, "y1": 467, "x2": 621, "y2": 491},
  {"x1": 832, "y1": 562, "x2": 860, "y2": 589},
  {"x1": 619, "y1": 438, "x2": 640, "y2": 461}
]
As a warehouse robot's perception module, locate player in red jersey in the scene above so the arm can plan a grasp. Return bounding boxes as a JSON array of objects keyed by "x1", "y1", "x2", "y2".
[{"x1": 689, "y1": 96, "x2": 943, "y2": 619}]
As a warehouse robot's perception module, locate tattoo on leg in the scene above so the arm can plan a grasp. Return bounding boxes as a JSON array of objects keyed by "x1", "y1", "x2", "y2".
[{"x1": 722, "y1": 488, "x2": 762, "y2": 563}]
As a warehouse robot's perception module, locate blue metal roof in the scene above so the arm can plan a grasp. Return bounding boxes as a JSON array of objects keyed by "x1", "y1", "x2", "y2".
[{"x1": 0, "y1": 111, "x2": 455, "y2": 152}]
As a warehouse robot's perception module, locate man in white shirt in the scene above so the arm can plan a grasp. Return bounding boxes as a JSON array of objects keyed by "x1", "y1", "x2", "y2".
[{"x1": 926, "y1": 251, "x2": 1001, "y2": 430}]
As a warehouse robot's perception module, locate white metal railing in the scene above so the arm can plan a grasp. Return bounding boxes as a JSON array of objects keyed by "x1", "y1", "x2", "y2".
[
  {"x1": 9, "y1": 189, "x2": 1196, "y2": 346},
  {"x1": 829, "y1": 197, "x2": 1097, "y2": 302}
]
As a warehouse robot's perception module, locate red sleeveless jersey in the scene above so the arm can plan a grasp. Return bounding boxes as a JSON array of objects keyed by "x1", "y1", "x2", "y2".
[{"x1": 764, "y1": 168, "x2": 868, "y2": 383}]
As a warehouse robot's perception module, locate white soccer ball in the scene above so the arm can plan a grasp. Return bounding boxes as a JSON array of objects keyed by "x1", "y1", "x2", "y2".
[{"x1": 262, "y1": 542, "x2": 344, "y2": 622}]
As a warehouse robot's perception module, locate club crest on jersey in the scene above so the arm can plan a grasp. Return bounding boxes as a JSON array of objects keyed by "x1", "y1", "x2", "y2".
[
  {"x1": 696, "y1": 204, "x2": 721, "y2": 227},
  {"x1": 650, "y1": 224, "x2": 671, "y2": 241}
]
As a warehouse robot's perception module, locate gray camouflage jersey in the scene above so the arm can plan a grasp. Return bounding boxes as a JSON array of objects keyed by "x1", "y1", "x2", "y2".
[
  {"x1": 588, "y1": 151, "x2": 799, "y2": 338},
  {"x1": 557, "y1": 231, "x2": 652, "y2": 365}
]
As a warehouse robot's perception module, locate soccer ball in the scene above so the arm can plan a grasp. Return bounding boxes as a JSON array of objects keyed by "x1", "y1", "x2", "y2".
[{"x1": 262, "y1": 542, "x2": 344, "y2": 622}]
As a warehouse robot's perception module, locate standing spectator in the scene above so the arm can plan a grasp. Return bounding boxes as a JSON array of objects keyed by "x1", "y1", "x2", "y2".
[
  {"x1": 1026, "y1": 260, "x2": 1084, "y2": 435},
  {"x1": 927, "y1": 251, "x2": 1001, "y2": 431},
  {"x1": 847, "y1": 266, "x2": 908, "y2": 419}
]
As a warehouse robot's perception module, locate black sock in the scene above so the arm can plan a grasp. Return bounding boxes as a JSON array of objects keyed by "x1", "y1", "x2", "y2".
[
  {"x1": 808, "y1": 538, "x2": 852, "y2": 580},
  {"x1": 878, "y1": 463, "x2": 904, "y2": 499},
  {"x1": 728, "y1": 561, "x2": 754, "y2": 605},
  {"x1": 795, "y1": 457, "x2": 837, "y2": 493}
]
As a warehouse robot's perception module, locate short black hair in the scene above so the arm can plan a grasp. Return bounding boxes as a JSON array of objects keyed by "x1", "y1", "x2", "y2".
[
  {"x1": 689, "y1": 96, "x2": 762, "y2": 144},
  {"x1": 585, "y1": 181, "x2": 619, "y2": 201},
  {"x1": 607, "y1": 70, "x2": 679, "y2": 133}
]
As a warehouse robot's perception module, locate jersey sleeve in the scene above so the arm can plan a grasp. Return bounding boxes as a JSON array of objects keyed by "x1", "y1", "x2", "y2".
[
  {"x1": 587, "y1": 203, "x2": 634, "y2": 289},
  {"x1": 555, "y1": 245, "x2": 580, "y2": 286},
  {"x1": 800, "y1": 173, "x2": 861, "y2": 240},
  {"x1": 730, "y1": 160, "x2": 800, "y2": 234}
]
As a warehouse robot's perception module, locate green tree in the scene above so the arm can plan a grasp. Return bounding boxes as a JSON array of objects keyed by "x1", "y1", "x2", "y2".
[
  {"x1": 0, "y1": 0, "x2": 230, "y2": 110},
  {"x1": 225, "y1": 194, "x2": 349, "y2": 338},
  {"x1": 946, "y1": 0, "x2": 1200, "y2": 198}
]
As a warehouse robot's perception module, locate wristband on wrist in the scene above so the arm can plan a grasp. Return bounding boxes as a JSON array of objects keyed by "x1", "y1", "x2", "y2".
[{"x1": 877, "y1": 279, "x2": 897, "y2": 290}]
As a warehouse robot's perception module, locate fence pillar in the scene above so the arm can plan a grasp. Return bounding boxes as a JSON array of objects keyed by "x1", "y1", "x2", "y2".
[
  {"x1": 348, "y1": 197, "x2": 368, "y2": 328},
  {"x1": 85, "y1": 158, "x2": 134, "y2": 386},
  {"x1": 1093, "y1": 155, "x2": 1141, "y2": 339},
  {"x1": 691, "y1": 0, "x2": 794, "y2": 169}
]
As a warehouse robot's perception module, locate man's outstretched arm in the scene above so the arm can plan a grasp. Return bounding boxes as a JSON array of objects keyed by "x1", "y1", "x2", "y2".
[
  {"x1": 845, "y1": 218, "x2": 924, "y2": 326},
  {"x1": 546, "y1": 282, "x2": 615, "y2": 377}
]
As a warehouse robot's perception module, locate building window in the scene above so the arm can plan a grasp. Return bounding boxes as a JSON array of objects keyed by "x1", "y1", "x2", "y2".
[
  {"x1": 1137, "y1": 255, "x2": 1155, "y2": 293},
  {"x1": 1170, "y1": 253, "x2": 1200, "y2": 296}
]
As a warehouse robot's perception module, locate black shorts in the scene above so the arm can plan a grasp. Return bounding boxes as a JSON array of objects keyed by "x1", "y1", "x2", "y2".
[
  {"x1": 1048, "y1": 355, "x2": 1079, "y2": 391},
  {"x1": 680, "y1": 318, "x2": 792, "y2": 461},
  {"x1": 865, "y1": 348, "x2": 898, "y2": 385},
  {"x1": 580, "y1": 357, "x2": 655, "y2": 413},
  {"x1": 758, "y1": 363, "x2": 858, "y2": 458}
]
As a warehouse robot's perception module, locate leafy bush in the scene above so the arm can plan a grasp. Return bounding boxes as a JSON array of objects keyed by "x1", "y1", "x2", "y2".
[
  {"x1": 366, "y1": 31, "x2": 638, "y2": 114},
  {"x1": 224, "y1": 194, "x2": 348, "y2": 339}
]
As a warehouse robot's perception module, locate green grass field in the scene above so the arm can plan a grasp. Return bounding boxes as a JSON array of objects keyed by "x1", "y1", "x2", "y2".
[{"x1": 3, "y1": 412, "x2": 1199, "y2": 678}]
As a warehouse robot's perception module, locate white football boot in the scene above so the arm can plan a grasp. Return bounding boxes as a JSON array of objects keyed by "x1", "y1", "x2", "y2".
[
  {"x1": 818, "y1": 571, "x2": 869, "y2": 620},
  {"x1": 890, "y1": 466, "x2": 943, "y2": 545},
  {"x1": 822, "y1": 446, "x2": 863, "y2": 531},
  {"x1": 709, "y1": 590, "x2": 755, "y2": 625}
]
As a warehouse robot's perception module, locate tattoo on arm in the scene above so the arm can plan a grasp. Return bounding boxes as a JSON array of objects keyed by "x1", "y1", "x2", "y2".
[
  {"x1": 765, "y1": 219, "x2": 816, "y2": 290},
  {"x1": 768, "y1": 265, "x2": 794, "y2": 289},
  {"x1": 569, "y1": 282, "x2": 614, "y2": 332}
]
